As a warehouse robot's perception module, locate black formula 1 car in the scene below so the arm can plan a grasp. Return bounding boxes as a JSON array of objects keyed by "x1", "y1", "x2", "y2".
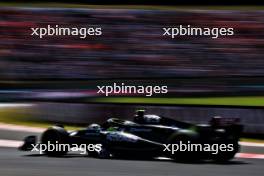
[{"x1": 19, "y1": 111, "x2": 243, "y2": 162}]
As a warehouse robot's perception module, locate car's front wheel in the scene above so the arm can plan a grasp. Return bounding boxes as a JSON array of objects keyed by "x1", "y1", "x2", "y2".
[{"x1": 41, "y1": 126, "x2": 69, "y2": 156}]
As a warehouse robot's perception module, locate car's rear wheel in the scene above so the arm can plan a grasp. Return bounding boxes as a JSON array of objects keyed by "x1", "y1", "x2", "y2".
[
  {"x1": 168, "y1": 135, "x2": 201, "y2": 162},
  {"x1": 211, "y1": 141, "x2": 239, "y2": 162}
]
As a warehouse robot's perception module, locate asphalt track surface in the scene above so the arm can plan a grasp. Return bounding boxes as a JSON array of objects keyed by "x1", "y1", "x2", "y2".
[
  {"x1": 0, "y1": 129, "x2": 263, "y2": 176},
  {"x1": 0, "y1": 147, "x2": 263, "y2": 176}
]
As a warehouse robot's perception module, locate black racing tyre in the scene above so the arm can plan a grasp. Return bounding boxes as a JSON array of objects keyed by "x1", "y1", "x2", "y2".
[
  {"x1": 211, "y1": 142, "x2": 239, "y2": 162},
  {"x1": 97, "y1": 145, "x2": 111, "y2": 159},
  {"x1": 168, "y1": 135, "x2": 200, "y2": 162},
  {"x1": 87, "y1": 144, "x2": 110, "y2": 159},
  {"x1": 88, "y1": 151, "x2": 99, "y2": 157},
  {"x1": 41, "y1": 126, "x2": 69, "y2": 156}
]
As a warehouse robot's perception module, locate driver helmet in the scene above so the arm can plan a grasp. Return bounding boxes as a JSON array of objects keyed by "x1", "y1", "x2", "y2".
[
  {"x1": 134, "y1": 109, "x2": 145, "y2": 123},
  {"x1": 87, "y1": 123, "x2": 101, "y2": 131},
  {"x1": 210, "y1": 116, "x2": 222, "y2": 127}
]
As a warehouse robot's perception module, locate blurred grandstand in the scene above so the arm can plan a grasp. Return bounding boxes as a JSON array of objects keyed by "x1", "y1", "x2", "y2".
[
  {"x1": 0, "y1": 8, "x2": 264, "y2": 98},
  {"x1": 0, "y1": 7, "x2": 264, "y2": 136}
]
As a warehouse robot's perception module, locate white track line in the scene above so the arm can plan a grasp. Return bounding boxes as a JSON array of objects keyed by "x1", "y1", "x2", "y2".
[
  {"x1": 239, "y1": 142, "x2": 264, "y2": 147},
  {"x1": 235, "y1": 153, "x2": 264, "y2": 159},
  {"x1": 0, "y1": 139, "x2": 23, "y2": 148},
  {"x1": 159, "y1": 154, "x2": 264, "y2": 160},
  {"x1": 0, "y1": 103, "x2": 33, "y2": 108},
  {"x1": 0, "y1": 123, "x2": 45, "y2": 133}
]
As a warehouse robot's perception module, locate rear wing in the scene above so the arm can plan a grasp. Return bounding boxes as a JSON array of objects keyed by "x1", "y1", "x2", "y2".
[
  {"x1": 210, "y1": 116, "x2": 243, "y2": 137},
  {"x1": 210, "y1": 116, "x2": 241, "y2": 127}
]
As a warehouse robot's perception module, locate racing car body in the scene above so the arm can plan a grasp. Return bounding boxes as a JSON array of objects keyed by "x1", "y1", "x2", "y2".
[{"x1": 19, "y1": 112, "x2": 243, "y2": 162}]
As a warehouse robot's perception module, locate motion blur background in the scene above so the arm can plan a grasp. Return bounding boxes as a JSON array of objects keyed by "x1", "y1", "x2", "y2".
[{"x1": 0, "y1": 1, "x2": 264, "y2": 137}]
